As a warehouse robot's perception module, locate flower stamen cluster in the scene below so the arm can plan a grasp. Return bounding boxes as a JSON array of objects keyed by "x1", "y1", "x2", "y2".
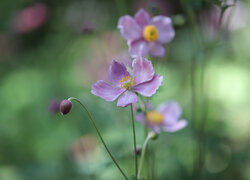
[
  {"x1": 120, "y1": 76, "x2": 135, "y2": 89},
  {"x1": 143, "y1": 25, "x2": 158, "y2": 42},
  {"x1": 146, "y1": 111, "x2": 164, "y2": 125}
]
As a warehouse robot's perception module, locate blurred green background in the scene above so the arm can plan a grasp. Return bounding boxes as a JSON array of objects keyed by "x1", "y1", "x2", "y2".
[{"x1": 0, "y1": 0, "x2": 250, "y2": 179}]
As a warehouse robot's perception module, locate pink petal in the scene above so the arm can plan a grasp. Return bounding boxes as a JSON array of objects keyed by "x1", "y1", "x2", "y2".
[
  {"x1": 162, "y1": 120, "x2": 187, "y2": 132},
  {"x1": 129, "y1": 40, "x2": 148, "y2": 57},
  {"x1": 148, "y1": 124, "x2": 161, "y2": 134},
  {"x1": 132, "y1": 56, "x2": 154, "y2": 85},
  {"x1": 91, "y1": 80, "x2": 124, "y2": 102},
  {"x1": 157, "y1": 101, "x2": 182, "y2": 121},
  {"x1": 134, "y1": 9, "x2": 151, "y2": 27},
  {"x1": 148, "y1": 42, "x2": 165, "y2": 57},
  {"x1": 151, "y1": 16, "x2": 175, "y2": 43},
  {"x1": 133, "y1": 74, "x2": 163, "y2": 97},
  {"x1": 108, "y1": 60, "x2": 130, "y2": 86},
  {"x1": 135, "y1": 113, "x2": 145, "y2": 124},
  {"x1": 118, "y1": 15, "x2": 142, "y2": 41},
  {"x1": 117, "y1": 91, "x2": 138, "y2": 107}
]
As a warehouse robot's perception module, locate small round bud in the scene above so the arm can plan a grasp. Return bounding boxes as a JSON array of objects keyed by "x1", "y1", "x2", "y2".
[
  {"x1": 132, "y1": 146, "x2": 142, "y2": 156},
  {"x1": 60, "y1": 100, "x2": 72, "y2": 115},
  {"x1": 148, "y1": 131, "x2": 158, "y2": 140}
]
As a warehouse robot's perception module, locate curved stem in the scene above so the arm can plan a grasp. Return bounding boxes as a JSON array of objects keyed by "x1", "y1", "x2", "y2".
[
  {"x1": 130, "y1": 104, "x2": 138, "y2": 179},
  {"x1": 68, "y1": 97, "x2": 128, "y2": 180},
  {"x1": 137, "y1": 95, "x2": 150, "y2": 179},
  {"x1": 137, "y1": 134, "x2": 150, "y2": 179}
]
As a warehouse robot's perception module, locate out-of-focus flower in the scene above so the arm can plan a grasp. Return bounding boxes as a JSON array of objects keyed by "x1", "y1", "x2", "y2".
[
  {"x1": 118, "y1": 9, "x2": 175, "y2": 57},
  {"x1": 200, "y1": 1, "x2": 248, "y2": 40},
  {"x1": 48, "y1": 99, "x2": 60, "y2": 114},
  {"x1": 135, "y1": 101, "x2": 187, "y2": 133},
  {"x1": 222, "y1": 0, "x2": 248, "y2": 31},
  {"x1": 91, "y1": 56, "x2": 163, "y2": 107},
  {"x1": 200, "y1": 6, "x2": 220, "y2": 39},
  {"x1": 12, "y1": 3, "x2": 48, "y2": 33},
  {"x1": 60, "y1": 100, "x2": 72, "y2": 115},
  {"x1": 70, "y1": 135, "x2": 99, "y2": 164}
]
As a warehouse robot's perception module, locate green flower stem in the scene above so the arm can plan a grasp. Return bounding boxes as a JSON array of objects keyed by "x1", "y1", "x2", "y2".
[
  {"x1": 151, "y1": 145, "x2": 156, "y2": 180},
  {"x1": 130, "y1": 104, "x2": 138, "y2": 179},
  {"x1": 138, "y1": 95, "x2": 150, "y2": 179},
  {"x1": 68, "y1": 97, "x2": 128, "y2": 180},
  {"x1": 137, "y1": 132, "x2": 155, "y2": 180}
]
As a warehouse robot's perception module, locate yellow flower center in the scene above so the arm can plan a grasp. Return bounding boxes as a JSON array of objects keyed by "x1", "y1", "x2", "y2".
[
  {"x1": 143, "y1": 25, "x2": 159, "y2": 42},
  {"x1": 120, "y1": 76, "x2": 135, "y2": 89},
  {"x1": 146, "y1": 111, "x2": 164, "y2": 125}
]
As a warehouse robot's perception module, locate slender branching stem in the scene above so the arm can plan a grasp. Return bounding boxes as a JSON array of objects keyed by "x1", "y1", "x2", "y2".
[
  {"x1": 137, "y1": 132, "x2": 154, "y2": 179},
  {"x1": 130, "y1": 104, "x2": 138, "y2": 179},
  {"x1": 138, "y1": 95, "x2": 150, "y2": 179},
  {"x1": 68, "y1": 97, "x2": 128, "y2": 180}
]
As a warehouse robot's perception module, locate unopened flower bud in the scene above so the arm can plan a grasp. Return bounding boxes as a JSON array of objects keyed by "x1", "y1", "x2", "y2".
[
  {"x1": 60, "y1": 100, "x2": 72, "y2": 115},
  {"x1": 132, "y1": 146, "x2": 142, "y2": 156},
  {"x1": 148, "y1": 131, "x2": 158, "y2": 140}
]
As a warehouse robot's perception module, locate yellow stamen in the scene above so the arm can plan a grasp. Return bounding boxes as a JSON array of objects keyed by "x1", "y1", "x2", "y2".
[
  {"x1": 146, "y1": 111, "x2": 164, "y2": 125},
  {"x1": 120, "y1": 76, "x2": 136, "y2": 89},
  {"x1": 143, "y1": 25, "x2": 158, "y2": 42}
]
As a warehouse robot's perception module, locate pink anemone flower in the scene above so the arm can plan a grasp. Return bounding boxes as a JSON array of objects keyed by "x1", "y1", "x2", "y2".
[
  {"x1": 135, "y1": 101, "x2": 187, "y2": 133},
  {"x1": 91, "y1": 56, "x2": 163, "y2": 107},
  {"x1": 13, "y1": 3, "x2": 48, "y2": 33},
  {"x1": 118, "y1": 9, "x2": 175, "y2": 57}
]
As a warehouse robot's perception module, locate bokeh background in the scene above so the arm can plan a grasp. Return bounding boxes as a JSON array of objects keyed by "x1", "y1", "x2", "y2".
[{"x1": 0, "y1": 0, "x2": 250, "y2": 179}]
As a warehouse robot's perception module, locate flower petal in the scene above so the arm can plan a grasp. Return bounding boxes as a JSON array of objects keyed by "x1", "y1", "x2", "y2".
[
  {"x1": 148, "y1": 42, "x2": 165, "y2": 57},
  {"x1": 91, "y1": 80, "x2": 124, "y2": 101},
  {"x1": 129, "y1": 40, "x2": 148, "y2": 57},
  {"x1": 108, "y1": 60, "x2": 130, "y2": 86},
  {"x1": 135, "y1": 112, "x2": 145, "y2": 124},
  {"x1": 133, "y1": 74, "x2": 163, "y2": 97},
  {"x1": 148, "y1": 124, "x2": 161, "y2": 133},
  {"x1": 157, "y1": 101, "x2": 182, "y2": 121},
  {"x1": 162, "y1": 120, "x2": 187, "y2": 132},
  {"x1": 151, "y1": 16, "x2": 175, "y2": 43},
  {"x1": 118, "y1": 15, "x2": 142, "y2": 41},
  {"x1": 134, "y1": 9, "x2": 151, "y2": 27},
  {"x1": 117, "y1": 91, "x2": 138, "y2": 107},
  {"x1": 132, "y1": 56, "x2": 154, "y2": 85}
]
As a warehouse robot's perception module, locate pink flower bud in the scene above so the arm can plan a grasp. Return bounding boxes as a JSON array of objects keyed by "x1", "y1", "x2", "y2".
[{"x1": 60, "y1": 100, "x2": 72, "y2": 115}]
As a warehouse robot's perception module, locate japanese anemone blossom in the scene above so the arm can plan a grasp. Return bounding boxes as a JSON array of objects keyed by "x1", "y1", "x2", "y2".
[
  {"x1": 118, "y1": 9, "x2": 175, "y2": 57},
  {"x1": 135, "y1": 101, "x2": 187, "y2": 133},
  {"x1": 91, "y1": 56, "x2": 163, "y2": 107}
]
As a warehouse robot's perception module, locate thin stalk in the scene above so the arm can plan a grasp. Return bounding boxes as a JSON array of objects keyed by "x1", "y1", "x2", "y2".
[
  {"x1": 137, "y1": 133, "x2": 153, "y2": 179},
  {"x1": 138, "y1": 95, "x2": 150, "y2": 179},
  {"x1": 144, "y1": 117, "x2": 150, "y2": 180},
  {"x1": 151, "y1": 145, "x2": 156, "y2": 180},
  {"x1": 68, "y1": 97, "x2": 128, "y2": 180},
  {"x1": 130, "y1": 104, "x2": 138, "y2": 179}
]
